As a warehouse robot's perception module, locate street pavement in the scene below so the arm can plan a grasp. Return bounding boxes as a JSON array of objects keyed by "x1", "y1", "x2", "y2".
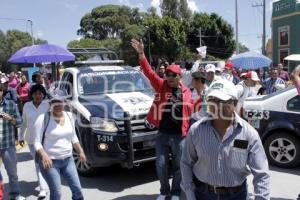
[{"x1": 1, "y1": 146, "x2": 300, "y2": 200}]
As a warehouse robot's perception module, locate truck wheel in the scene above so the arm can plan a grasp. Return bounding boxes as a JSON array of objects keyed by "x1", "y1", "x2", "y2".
[
  {"x1": 264, "y1": 132, "x2": 300, "y2": 168},
  {"x1": 73, "y1": 150, "x2": 98, "y2": 176}
]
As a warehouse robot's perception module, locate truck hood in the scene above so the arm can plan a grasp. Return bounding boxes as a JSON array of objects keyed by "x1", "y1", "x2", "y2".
[{"x1": 78, "y1": 91, "x2": 153, "y2": 120}]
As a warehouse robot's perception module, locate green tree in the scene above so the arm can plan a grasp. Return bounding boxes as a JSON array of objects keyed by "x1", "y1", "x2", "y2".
[
  {"x1": 239, "y1": 43, "x2": 249, "y2": 53},
  {"x1": 0, "y1": 30, "x2": 8, "y2": 70},
  {"x1": 143, "y1": 16, "x2": 186, "y2": 62},
  {"x1": 77, "y1": 5, "x2": 142, "y2": 40},
  {"x1": 160, "y1": 0, "x2": 192, "y2": 20},
  {"x1": 179, "y1": 0, "x2": 192, "y2": 20},
  {"x1": 161, "y1": 0, "x2": 179, "y2": 19},
  {"x1": 187, "y1": 13, "x2": 235, "y2": 59},
  {"x1": 120, "y1": 24, "x2": 145, "y2": 66},
  {"x1": 0, "y1": 29, "x2": 47, "y2": 72}
]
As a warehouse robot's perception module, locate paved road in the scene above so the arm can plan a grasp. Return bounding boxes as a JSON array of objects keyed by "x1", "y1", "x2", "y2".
[{"x1": 2, "y1": 146, "x2": 300, "y2": 200}]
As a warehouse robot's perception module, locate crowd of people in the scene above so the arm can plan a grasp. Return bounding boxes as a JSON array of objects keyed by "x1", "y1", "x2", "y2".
[
  {"x1": 0, "y1": 71, "x2": 86, "y2": 200},
  {"x1": 131, "y1": 38, "x2": 300, "y2": 200},
  {"x1": 0, "y1": 39, "x2": 299, "y2": 200}
]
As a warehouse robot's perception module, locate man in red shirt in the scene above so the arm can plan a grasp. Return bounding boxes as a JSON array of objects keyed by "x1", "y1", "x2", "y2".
[{"x1": 131, "y1": 39, "x2": 192, "y2": 200}]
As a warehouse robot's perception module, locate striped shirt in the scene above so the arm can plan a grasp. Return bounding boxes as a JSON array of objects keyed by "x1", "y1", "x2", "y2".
[
  {"x1": 181, "y1": 113, "x2": 270, "y2": 200},
  {"x1": 263, "y1": 77, "x2": 286, "y2": 94},
  {"x1": 0, "y1": 99, "x2": 22, "y2": 149}
]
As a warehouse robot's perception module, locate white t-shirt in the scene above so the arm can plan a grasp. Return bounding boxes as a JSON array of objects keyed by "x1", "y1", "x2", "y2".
[
  {"x1": 236, "y1": 81, "x2": 258, "y2": 114},
  {"x1": 20, "y1": 100, "x2": 49, "y2": 144},
  {"x1": 34, "y1": 111, "x2": 79, "y2": 159}
]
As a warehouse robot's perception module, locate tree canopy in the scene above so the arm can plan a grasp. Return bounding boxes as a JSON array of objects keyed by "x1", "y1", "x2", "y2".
[
  {"x1": 77, "y1": 5, "x2": 142, "y2": 40},
  {"x1": 74, "y1": 2, "x2": 237, "y2": 65},
  {"x1": 0, "y1": 29, "x2": 46, "y2": 72}
]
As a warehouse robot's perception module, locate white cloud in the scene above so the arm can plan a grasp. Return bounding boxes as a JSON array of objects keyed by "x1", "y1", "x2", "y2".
[
  {"x1": 151, "y1": 0, "x2": 161, "y2": 15},
  {"x1": 150, "y1": 0, "x2": 199, "y2": 15},
  {"x1": 151, "y1": 0, "x2": 160, "y2": 8},
  {"x1": 187, "y1": 0, "x2": 199, "y2": 13}
]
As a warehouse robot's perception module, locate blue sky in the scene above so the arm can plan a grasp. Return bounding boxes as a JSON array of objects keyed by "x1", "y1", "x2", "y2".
[{"x1": 0, "y1": 0, "x2": 277, "y2": 52}]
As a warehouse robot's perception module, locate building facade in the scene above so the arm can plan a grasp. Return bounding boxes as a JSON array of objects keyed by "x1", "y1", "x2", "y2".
[{"x1": 272, "y1": 0, "x2": 300, "y2": 71}]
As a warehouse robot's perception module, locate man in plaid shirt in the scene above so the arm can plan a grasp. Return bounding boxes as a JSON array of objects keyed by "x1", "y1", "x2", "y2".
[{"x1": 0, "y1": 83, "x2": 25, "y2": 200}]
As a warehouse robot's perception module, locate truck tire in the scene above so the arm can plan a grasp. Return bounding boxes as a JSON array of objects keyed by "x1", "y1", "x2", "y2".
[{"x1": 264, "y1": 132, "x2": 300, "y2": 168}]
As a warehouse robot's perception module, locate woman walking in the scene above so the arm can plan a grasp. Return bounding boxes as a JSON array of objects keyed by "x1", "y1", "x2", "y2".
[
  {"x1": 33, "y1": 90, "x2": 86, "y2": 200},
  {"x1": 19, "y1": 84, "x2": 49, "y2": 199}
]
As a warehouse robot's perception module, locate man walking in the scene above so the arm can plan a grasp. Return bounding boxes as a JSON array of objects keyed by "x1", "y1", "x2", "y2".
[
  {"x1": 0, "y1": 83, "x2": 25, "y2": 200},
  {"x1": 131, "y1": 39, "x2": 192, "y2": 200},
  {"x1": 263, "y1": 68, "x2": 286, "y2": 94},
  {"x1": 235, "y1": 71, "x2": 260, "y2": 115},
  {"x1": 181, "y1": 79, "x2": 270, "y2": 200}
]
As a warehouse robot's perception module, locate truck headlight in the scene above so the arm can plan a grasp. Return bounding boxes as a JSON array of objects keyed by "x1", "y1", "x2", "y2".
[{"x1": 90, "y1": 117, "x2": 118, "y2": 132}]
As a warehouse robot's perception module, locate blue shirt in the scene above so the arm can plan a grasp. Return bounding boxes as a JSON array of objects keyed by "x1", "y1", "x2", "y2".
[
  {"x1": 181, "y1": 113, "x2": 270, "y2": 200},
  {"x1": 0, "y1": 99, "x2": 22, "y2": 149},
  {"x1": 263, "y1": 77, "x2": 286, "y2": 94}
]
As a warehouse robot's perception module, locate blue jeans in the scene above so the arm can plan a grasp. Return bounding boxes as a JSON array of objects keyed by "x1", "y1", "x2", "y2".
[
  {"x1": 0, "y1": 146, "x2": 21, "y2": 198},
  {"x1": 194, "y1": 181, "x2": 247, "y2": 200},
  {"x1": 39, "y1": 156, "x2": 83, "y2": 200},
  {"x1": 28, "y1": 145, "x2": 49, "y2": 192},
  {"x1": 155, "y1": 133, "x2": 184, "y2": 196}
]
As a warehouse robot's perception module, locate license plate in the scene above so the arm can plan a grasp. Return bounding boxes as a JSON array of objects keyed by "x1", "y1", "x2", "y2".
[
  {"x1": 97, "y1": 135, "x2": 113, "y2": 142},
  {"x1": 248, "y1": 120, "x2": 260, "y2": 129}
]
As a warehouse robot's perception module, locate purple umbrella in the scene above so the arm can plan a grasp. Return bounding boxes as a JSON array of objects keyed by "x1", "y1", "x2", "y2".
[{"x1": 8, "y1": 44, "x2": 75, "y2": 63}]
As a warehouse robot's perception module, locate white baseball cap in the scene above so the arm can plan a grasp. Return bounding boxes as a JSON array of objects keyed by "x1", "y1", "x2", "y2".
[
  {"x1": 245, "y1": 71, "x2": 260, "y2": 82},
  {"x1": 205, "y1": 64, "x2": 216, "y2": 73},
  {"x1": 207, "y1": 79, "x2": 238, "y2": 101},
  {"x1": 49, "y1": 89, "x2": 68, "y2": 102}
]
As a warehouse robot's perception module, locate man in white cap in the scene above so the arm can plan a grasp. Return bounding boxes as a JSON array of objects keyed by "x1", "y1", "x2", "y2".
[
  {"x1": 181, "y1": 79, "x2": 270, "y2": 200},
  {"x1": 205, "y1": 64, "x2": 216, "y2": 87},
  {"x1": 235, "y1": 71, "x2": 260, "y2": 115}
]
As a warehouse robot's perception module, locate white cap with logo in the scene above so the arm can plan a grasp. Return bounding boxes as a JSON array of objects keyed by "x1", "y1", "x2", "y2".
[{"x1": 207, "y1": 79, "x2": 238, "y2": 101}]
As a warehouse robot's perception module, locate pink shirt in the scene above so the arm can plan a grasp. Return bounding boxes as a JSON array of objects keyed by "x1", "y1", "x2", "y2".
[
  {"x1": 16, "y1": 82, "x2": 30, "y2": 102},
  {"x1": 8, "y1": 78, "x2": 18, "y2": 88}
]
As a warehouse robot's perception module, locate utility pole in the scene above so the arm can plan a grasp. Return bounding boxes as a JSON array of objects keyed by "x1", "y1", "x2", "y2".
[
  {"x1": 198, "y1": 28, "x2": 202, "y2": 47},
  {"x1": 27, "y1": 19, "x2": 34, "y2": 46},
  {"x1": 235, "y1": 0, "x2": 239, "y2": 54},
  {"x1": 262, "y1": 0, "x2": 266, "y2": 55},
  {"x1": 252, "y1": 1, "x2": 266, "y2": 55}
]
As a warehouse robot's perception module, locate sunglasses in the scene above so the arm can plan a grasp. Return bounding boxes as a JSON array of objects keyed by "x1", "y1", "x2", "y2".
[
  {"x1": 165, "y1": 72, "x2": 178, "y2": 78},
  {"x1": 207, "y1": 97, "x2": 234, "y2": 105}
]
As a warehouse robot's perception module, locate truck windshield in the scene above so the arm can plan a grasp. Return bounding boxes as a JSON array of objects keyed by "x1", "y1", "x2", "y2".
[{"x1": 78, "y1": 70, "x2": 152, "y2": 95}]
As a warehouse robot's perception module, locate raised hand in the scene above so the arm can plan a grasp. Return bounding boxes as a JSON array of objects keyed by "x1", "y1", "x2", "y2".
[{"x1": 131, "y1": 38, "x2": 144, "y2": 55}]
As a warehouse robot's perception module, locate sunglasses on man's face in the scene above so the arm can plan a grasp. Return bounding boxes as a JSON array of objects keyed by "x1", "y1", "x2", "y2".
[
  {"x1": 207, "y1": 97, "x2": 234, "y2": 105},
  {"x1": 165, "y1": 72, "x2": 178, "y2": 78}
]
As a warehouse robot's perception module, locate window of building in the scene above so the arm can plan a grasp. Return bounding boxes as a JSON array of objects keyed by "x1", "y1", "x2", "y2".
[
  {"x1": 287, "y1": 95, "x2": 300, "y2": 112},
  {"x1": 278, "y1": 26, "x2": 289, "y2": 46},
  {"x1": 279, "y1": 48, "x2": 289, "y2": 65}
]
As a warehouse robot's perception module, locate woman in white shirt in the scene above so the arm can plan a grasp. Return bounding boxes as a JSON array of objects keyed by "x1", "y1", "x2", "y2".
[
  {"x1": 33, "y1": 91, "x2": 86, "y2": 200},
  {"x1": 19, "y1": 84, "x2": 49, "y2": 199}
]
